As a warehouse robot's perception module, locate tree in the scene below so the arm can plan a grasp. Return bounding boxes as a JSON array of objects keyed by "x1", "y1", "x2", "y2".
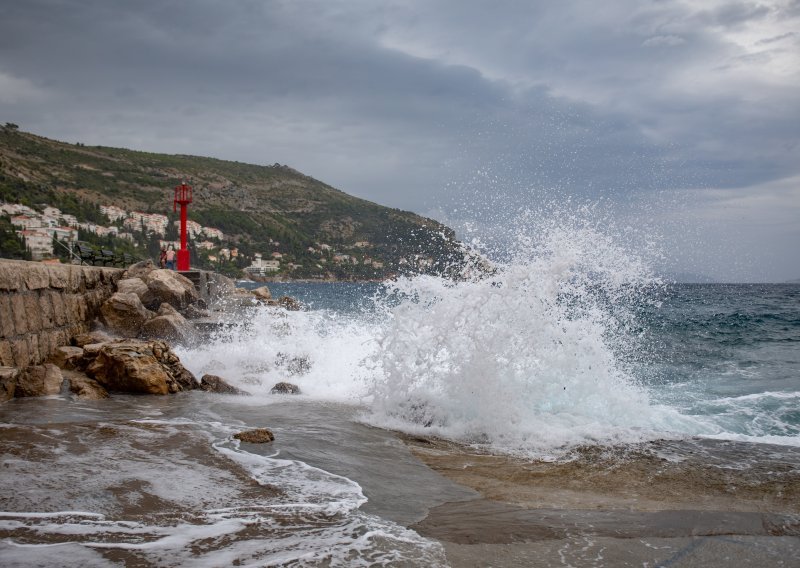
[
  {"x1": 3, "y1": 122, "x2": 19, "y2": 133},
  {"x1": 165, "y1": 213, "x2": 178, "y2": 241},
  {"x1": 0, "y1": 216, "x2": 30, "y2": 260}
]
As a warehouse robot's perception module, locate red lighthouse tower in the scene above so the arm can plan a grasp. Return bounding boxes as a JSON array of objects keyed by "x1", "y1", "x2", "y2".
[{"x1": 173, "y1": 182, "x2": 193, "y2": 271}]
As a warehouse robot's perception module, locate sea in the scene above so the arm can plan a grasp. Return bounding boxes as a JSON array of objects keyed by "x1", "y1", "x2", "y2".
[{"x1": 1, "y1": 220, "x2": 799, "y2": 566}]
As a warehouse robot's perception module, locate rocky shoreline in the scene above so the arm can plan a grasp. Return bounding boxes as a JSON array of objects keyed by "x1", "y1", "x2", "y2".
[{"x1": 1, "y1": 260, "x2": 301, "y2": 403}]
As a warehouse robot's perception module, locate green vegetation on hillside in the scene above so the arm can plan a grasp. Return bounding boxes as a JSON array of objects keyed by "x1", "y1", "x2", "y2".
[{"x1": 0, "y1": 127, "x2": 467, "y2": 278}]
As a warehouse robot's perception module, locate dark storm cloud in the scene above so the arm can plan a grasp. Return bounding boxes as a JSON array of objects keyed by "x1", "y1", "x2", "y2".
[{"x1": 1, "y1": 0, "x2": 798, "y2": 280}]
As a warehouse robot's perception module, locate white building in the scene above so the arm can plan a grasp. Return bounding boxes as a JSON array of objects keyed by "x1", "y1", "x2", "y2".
[
  {"x1": 78, "y1": 222, "x2": 99, "y2": 234},
  {"x1": 159, "y1": 240, "x2": 180, "y2": 250},
  {"x1": 42, "y1": 206, "x2": 62, "y2": 219},
  {"x1": 100, "y1": 205, "x2": 128, "y2": 222},
  {"x1": 95, "y1": 226, "x2": 119, "y2": 237},
  {"x1": 45, "y1": 226, "x2": 78, "y2": 242},
  {"x1": 244, "y1": 253, "x2": 280, "y2": 276},
  {"x1": 11, "y1": 215, "x2": 43, "y2": 230},
  {"x1": 173, "y1": 219, "x2": 203, "y2": 238},
  {"x1": 19, "y1": 229, "x2": 53, "y2": 259},
  {"x1": 130, "y1": 211, "x2": 169, "y2": 235},
  {"x1": 1, "y1": 202, "x2": 36, "y2": 216},
  {"x1": 202, "y1": 227, "x2": 224, "y2": 240}
]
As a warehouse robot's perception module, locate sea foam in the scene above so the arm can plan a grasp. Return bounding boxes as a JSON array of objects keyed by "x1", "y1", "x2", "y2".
[
  {"x1": 364, "y1": 211, "x2": 706, "y2": 454},
  {"x1": 178, "y1": 207, "x2": 710, "y2": 456}
]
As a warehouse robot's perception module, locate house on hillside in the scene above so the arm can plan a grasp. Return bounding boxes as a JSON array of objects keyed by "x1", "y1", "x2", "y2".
[
  {"x1": 0, "y1": 203, "x2": 36, "y2": 216},
  {"x1": 42, "y1": 206, "x2": 62, "y2": 219},
  {"x1": 45, "y1": 226, "x2": 78, "y2": 242},
  {"x1": 202, "y1": 227, "x2": 224, "y2": 240},
  {"x1": 244, "y1": 253, "x2": 280, "y2": 276},
  {"x1": 129, "y1": 212, "x2": 169, "y2": 235},
  {"x1": 19, "y1": 229, "x2": 53, "y2": 259},
  {"x1": 10, "y1": 215, "x2": 43, "y2": 230},
  {"x1": 173, "y1": 219, "x2": 203, "y2": 238},
  {"x1": 100, "y1": 205, "x2": 128, "y2": 222}
]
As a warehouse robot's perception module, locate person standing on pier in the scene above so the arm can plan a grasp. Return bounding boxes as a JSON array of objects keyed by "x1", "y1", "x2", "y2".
[{"x1": 165, "y1": 245, "x2": 176, "y2": 270}]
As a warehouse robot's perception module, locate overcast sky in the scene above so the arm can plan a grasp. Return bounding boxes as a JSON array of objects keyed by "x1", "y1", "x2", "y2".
[{"x1": 1, "y1": 0, "x2": 798, "y2": 281}]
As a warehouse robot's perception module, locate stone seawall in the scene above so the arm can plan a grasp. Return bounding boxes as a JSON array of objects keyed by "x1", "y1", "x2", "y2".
[{"x1": 0, "y1": 260, "x2": 122, "y2": 368}]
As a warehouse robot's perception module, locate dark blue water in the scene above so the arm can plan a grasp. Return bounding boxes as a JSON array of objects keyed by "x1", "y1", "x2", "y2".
[{"x1": 639, "y1": 283, "x2": 800, "y2": 442}]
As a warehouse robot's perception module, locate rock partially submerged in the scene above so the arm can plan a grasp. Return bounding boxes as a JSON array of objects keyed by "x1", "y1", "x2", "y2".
[
  {"x1": 86, "y1": 339, "x2": 198, "y2": 395},
  {"x1": 14, "y1": 364, "x2": 64, "y2": 398},
  {"x1": 5, "y1": 338, "x2": 196, "y2": 400},
  {"x1": 277, "y1": 296, "x2": 302, "y2": 311},
  {"x1": 200, "y1": 373, "x2": 249, "y2": 395},
  {"x1": 251, "y1": 286, "x2": 272, "y2": 301},
  {"x1": 234, "y1": 428, "x2": 275, "y2": 443},
  {"x1": 65, "y1": 370, "x2": 109, "y2": 400},
  {"x1": 0, "y1": 366, "x2": 19, "y2": 402},
  {"x1": 271, "y1": 381, "x2": 301, "y2": 395}
]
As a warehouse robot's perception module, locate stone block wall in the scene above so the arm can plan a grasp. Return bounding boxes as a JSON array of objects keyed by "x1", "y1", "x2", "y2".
[{"x1": 0, "y1": 260, "x2": 122, "y2": 367}]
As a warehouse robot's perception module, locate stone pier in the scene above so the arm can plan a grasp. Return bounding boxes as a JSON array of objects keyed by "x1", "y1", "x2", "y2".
[{"x1": 0, "y1": 260, "x2": 122, "y2": 368}]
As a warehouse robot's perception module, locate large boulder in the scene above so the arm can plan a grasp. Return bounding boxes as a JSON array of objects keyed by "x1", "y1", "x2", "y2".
[
  {"x1": 100, "y1": 292, "x2": 154, "y2": 337},
  {"x1": 85, "y1": 339, "x2": 199, "y2": 395},
  {"x1": 124, "y1": 260, "x2": 157, "y2": 280},
  {"x1": 117, "y1": 277, "x2": 157, "y2": 309},
  {"x1": 251, "y1": 286, "x2": 272, "y2": 302},
  {"x1": 144, "y1": 270, "x2": 200, "y2": 310},
  {"x1": 200, "y1": 374, "x2": 249, "y2": 395},
  {"x1": 14, "y1": 364, "x2": 64, "y2": 397},
  {"x1": 0, "y1": 366, "x2": 19, "y2": 402},
  {"x1": 140, "y1": 303, "x2": 196, "y2": 344}
]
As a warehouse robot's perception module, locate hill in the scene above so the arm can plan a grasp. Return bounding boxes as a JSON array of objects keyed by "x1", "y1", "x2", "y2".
[{"x1": 0, "y1": 125, "x2": 466, "y2": 279}]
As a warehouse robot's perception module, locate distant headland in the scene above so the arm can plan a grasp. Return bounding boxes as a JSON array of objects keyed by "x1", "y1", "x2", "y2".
[{"x1": 0, "y1": 125, "x2": 469, "y2": 281}]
